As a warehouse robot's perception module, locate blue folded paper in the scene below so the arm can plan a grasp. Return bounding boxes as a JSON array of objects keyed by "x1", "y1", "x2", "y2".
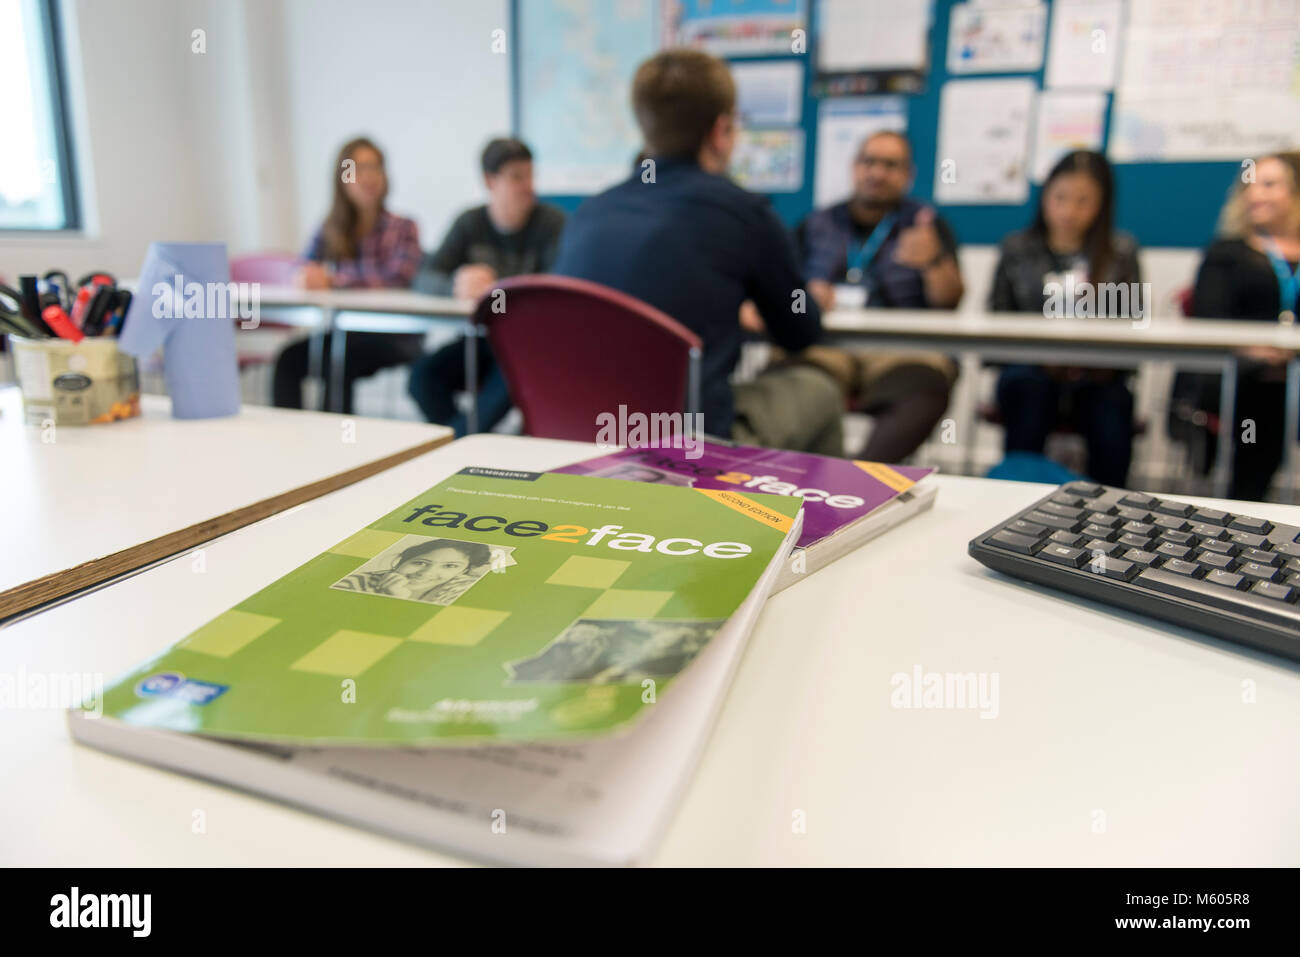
[{"x1": 119, "y1": 242, "x2": 241, "y2": 419}]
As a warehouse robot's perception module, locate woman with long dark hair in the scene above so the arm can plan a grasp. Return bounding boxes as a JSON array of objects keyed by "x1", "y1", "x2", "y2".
[
  {"x1": 989, "y1": 150, "x2": 1142, "y2": 487},
  {"x1": 272, "y1": 136, "x2": 422, "y2": 412}
]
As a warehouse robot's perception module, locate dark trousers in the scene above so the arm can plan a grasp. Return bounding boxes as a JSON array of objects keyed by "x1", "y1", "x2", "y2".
[
  {"x1": 1225, "y1": 373, "x2": 1286, "y2": 502},
  {"x1": 997, "y1": 365, "x2": 1134, "y2": 488},
  {"x1": 407, "y1": 336, "x2": 513, "y2": 436},
  {"x1": 272, "y1": 332, "x2": 422, "y2": 414}
]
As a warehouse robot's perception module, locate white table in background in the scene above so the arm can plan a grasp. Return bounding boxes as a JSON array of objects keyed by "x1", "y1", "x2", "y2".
[
  {"x1": 251, "y1": 287, "x2": 472, "y2": 416},
  {"x1": 823, "y1": 308, "x2": 1300, "y2": 499},
  {"x1": 0, "y1": 387, "x2": 451, "y2": 619},
  {"x1": 3, "y1": 433, "x2": 1296, "y2": 866}
]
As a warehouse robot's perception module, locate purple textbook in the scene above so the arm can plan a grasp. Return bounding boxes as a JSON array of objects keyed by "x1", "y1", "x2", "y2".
[{"x1": 554, "y1": 444, "x2": 938, "y2": 590}]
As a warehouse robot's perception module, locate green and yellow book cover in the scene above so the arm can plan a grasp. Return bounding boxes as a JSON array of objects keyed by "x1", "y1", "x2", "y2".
[{"x1": 91, "y1": 467, "x2": 800, "y2": 745}]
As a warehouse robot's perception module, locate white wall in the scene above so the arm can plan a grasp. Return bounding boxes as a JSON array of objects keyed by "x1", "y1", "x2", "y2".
[
  {"x1": 276, "y1": 0, "x2": 511, "y2": 254},
  {"x1": 0, "y1": 0, "x2": 510, "y2": 280}
]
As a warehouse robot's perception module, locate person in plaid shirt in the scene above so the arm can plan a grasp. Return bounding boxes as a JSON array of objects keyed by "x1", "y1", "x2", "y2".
[{"x1": 272, "y1": 136, "x2": 422, "y2": 412}]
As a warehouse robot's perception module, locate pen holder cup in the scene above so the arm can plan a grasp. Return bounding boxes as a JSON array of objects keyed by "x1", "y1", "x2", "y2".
[{"x1": 7, "y1": 335, "x2": 141, "y2": 427}]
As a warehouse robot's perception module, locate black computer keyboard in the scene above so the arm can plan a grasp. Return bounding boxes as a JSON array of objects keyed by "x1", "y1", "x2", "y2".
[{"x1": 969, "y1": 481, "x2": 1300, "y2": 662}]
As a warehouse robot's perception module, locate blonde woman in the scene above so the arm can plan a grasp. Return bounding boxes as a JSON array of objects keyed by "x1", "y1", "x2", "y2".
[{"x1": 1182, "y1": 152, "x2": 1300, "y2": 500}]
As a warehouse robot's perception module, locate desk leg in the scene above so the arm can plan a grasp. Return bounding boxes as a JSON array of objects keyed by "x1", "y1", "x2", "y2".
[
  {"x1": 465, "y1": 326, "x2": 479, "y2": 435},
  {"x1": 1286, "y1": 358, "x2": 1300, "y2": 504},
  {"x1": 328, "y1": 319, "x2": 347, "y2": 414},
  {"x1": 1213, "y1": 357, "x2": 1238, "y2": 499},
  {"x1": 306, "y1": 313, "x2": 330, "y2": 412}
]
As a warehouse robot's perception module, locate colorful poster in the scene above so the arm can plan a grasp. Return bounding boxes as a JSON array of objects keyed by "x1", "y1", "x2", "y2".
[
  {"x1": 1044, "y1": 0, "x2": 1122, "y2": 90},
  {"x1": 731, "y1": 128, "x2": 805, "y2": 192},
  {"x1": 732, "y1": 60, "x2": 804, "y2": 126},
  {"x1": 664, "y1": 0, "x2": 807, "y2": 56},
  {"x1": 947, "y1": 1, "x2": 1047, "y2": 74},
  {"x1": 1031, "y1": 90, "x2": 1108, "y2": 182}
]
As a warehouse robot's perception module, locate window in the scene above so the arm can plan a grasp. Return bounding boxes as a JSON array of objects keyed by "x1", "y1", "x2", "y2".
[{"x1": 0, "y1": 0, "x2": 79, "y2": 230}]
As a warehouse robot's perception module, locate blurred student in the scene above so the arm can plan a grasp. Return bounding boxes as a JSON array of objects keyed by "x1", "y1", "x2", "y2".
[
  {"x1": 799, "y1": 130, "x2": 960, "y2": 461},
  {"x1": 407, "y1": 138, "x2": 566, "y2": 434},
  {"x1": 552, "y1": 49, "x2": 842, "y2": 454},
  {"x1": 272, "y1": 137, "x2": 421, "y2": 413},
  {"x1": 1183, "y1": 151, "x2": 1300, "y2": 500},
  {"x1": 989, "y1": 150, "x2": 1141, "y2": 488}
]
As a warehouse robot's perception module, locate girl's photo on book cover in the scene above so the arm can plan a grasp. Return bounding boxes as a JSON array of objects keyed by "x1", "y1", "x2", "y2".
[
  {"x1": 330, "y1": 534, "x2": 515, "y2": 605},
  {"x1": 506, "y1": 618, "x2": 723, "y2": 685}
]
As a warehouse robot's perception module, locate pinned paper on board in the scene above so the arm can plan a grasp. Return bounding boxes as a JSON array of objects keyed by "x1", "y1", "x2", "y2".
[
  {"x1": 934, "y1": 78, "x2": 1035, "y2": 204},
  {"x1": 812, "y1": 97, "x2": 908, "y2": 208},
  {"x1": 947, "y1": 1, "x2": 1047, "y2": 75},
  {"x1": 731, "y1": 128, "x2": 805, "y2": 193},
  {"x1": 1108, "y1": 0, "x2": 1300, "y2": 162},
  {"x1": 1031, "y1": 90, "x2": 1108, "y2": 182},
  {"x1": 812, "y1": 0, "x2": 931, "y2": 96},
  {"x1": 665, "y1": 0, "x2": 808, "y2": 57},
  {"x1": 118, "y1": 242, "x2": 241, "y2": 420},
  {"x1": 732, "y1": 61, "x2": 804, "y2": 127},
  {"x1": 1044, "y1": 0, "x2": 1122, "y2": 90}
]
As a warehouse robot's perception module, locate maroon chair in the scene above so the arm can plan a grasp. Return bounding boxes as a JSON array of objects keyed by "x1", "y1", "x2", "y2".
[
  {"x1": 228, "y1": 253, "x2": 304, "y2": 374},
  {"x1": 470, "y1": 275, "x2": 702, "y2": 440}
]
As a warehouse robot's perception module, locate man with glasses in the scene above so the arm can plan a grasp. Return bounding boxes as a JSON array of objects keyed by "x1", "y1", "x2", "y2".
[{"x1": 796, "y1": 130, "x2": 962, "y2": 461}]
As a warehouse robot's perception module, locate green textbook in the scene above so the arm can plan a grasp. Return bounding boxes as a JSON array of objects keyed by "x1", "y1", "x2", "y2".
[{"x1": 87, "y1": 467, "x2": 802, "y2": 747}]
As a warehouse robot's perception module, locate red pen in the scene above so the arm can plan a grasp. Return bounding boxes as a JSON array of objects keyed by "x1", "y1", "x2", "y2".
[
  {"x1": 70, "y1": 284, "x2": 94, "y2": 328},
  {"x1": 43, "y1": 304, "x2": 85, "y2": 343}
]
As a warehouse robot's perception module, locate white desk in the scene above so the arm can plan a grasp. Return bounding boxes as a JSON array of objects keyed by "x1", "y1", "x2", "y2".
[
  {"x1": 250, "y1": 286, "x2": 472, "y2": 415},
  {"x1": 823, "y1": 308, "x2": 1300, "y2": 499},
  {"x1": 3, "y1": 434, "x2": 1297, "y2": 866},
  {"x1": 0, "y1": 387, "x2": 451, "y2": 618}
]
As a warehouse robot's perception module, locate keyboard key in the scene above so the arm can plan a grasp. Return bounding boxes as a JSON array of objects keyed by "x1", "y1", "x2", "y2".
[
  {"x1": 1250, "y1": 581, "x2": 1296, "y2": 603},
  {"x1": 1188, "y1": 523, "x2": 1230, "y2": 541},
  {"x1": 1026, "y1": 511, "x2": 1083, "y2": 533},
  {"x1": 1155, "y1": 542, "x2": 1193, "y2": 561},
  {"x1": 1240, "y1": 547, "x2": 1279, "y2": 567},
  {"x1": 1157, "y1": 529, "x2": 1195, "y2": 545},
  {"x1": 1081, "y1": 524, "x2": 1117, "y2": 541},
  {"x1": 1085, "y1": 512, "x2": 1121, "y2": 528},
  {"x1": 1135, "y1": 568, "x2": 1300, "y2": 629},
  {"x1": 1120, "y1": 493, "x2": 1157, "y2": 508},
  {"x1": 1118, "y1": 532, "x2": 1153, "y2": 549},
  {"x1": 1197, "y1": 551, "x2": 1235, "y2": 570},
  {"x1": 1155, "y1": 500, "x2": 1195, "y2": 518},
  {"x1": 1229, "y1": 516, "x2": 1272, "y2": 534},
  {"x1": 1285, "y1": 558, "x2": 1300, "y2": 574},
  {"x1": 1161, "y1": 558, "x2": 1203, "y2": 577},
  {"x1": 1116, "y1": 506, "x2": 1153, "y2": 522},
  {"x1": 1231, "y1": 531, "x2": 1268, "y2": 548},
  {"x1": 1123, "y1": 548, "x2": 1159, "y2": 566},
  {"x1": 1203, "y1": 569, "x2": 1246, "y2": 591},
  {"x1": 1049, "y1": 494, "x2": 1085, "y2": 508},
  {"x1": 1090, "y1": 557, "x2": 1138, "y2": 581},
  {"x1": 1239, "y1": 562, "x2": 1282, "y2": 584},
  {"x1": 985, "y1": 530, "x2": 1041, "y2": 555},
  {"x1": 1271, "y1": 541, "x2": 1300, "y2": 558},
  {"x1": 1122, "y1": 520, "x2": 1156, "y2": 537},
  {"x1": 1191, "y1": 508, "x2": 1230, "y2": 526},
  {"x1": 1085, "y1": 540, "x2": 1123, "y2": 556},
  {"x1": 1038, "y1": 543, "x2": 1088, "y2": 567},
  {"x1": 1064, "y1": 482, "x2": 1103, "y2": 497},
  {"x1": 1198, "y1": 538, "x2": 1238, "y2": 556},
  {"x1": 1008, "y1": 518, "x2": 1047, "y2": 538},
  {"x1": 1049, "y1": 530, "x2": 1084, "y2": 547},
  {"x1": 1038, "y1": 501, "x2": 1084, "y2": 519},
  {"x1": 1153, "y1": 514, "x2": 1192, "y2": 532},
  {"x1": 1286, "y1": 573, "x2": 1300, "y2": 589}
]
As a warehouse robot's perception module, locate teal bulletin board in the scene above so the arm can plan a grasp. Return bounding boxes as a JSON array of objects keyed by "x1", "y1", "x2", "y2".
[{"x1": 514, "y1": 0, "x2": 1245, "y2": 248}]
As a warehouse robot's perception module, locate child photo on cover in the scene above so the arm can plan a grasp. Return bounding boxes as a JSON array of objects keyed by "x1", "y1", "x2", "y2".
[{"x1": 331, "y1": 534, "x2": 515, "y2": 605}]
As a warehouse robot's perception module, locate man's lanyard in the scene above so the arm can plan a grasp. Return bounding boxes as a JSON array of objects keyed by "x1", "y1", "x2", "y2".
[
  {"x1": 844, "y1": 214, "x2": 896, "y2": 285},
  {"x1": 1260, "y1": 234, "x2": 1300, "y2": 325}
]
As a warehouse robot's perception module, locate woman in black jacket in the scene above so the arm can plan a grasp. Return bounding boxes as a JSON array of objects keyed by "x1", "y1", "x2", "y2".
[{"x1": 989, "y1": 151, "x2": 1142, "y2": 487}]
